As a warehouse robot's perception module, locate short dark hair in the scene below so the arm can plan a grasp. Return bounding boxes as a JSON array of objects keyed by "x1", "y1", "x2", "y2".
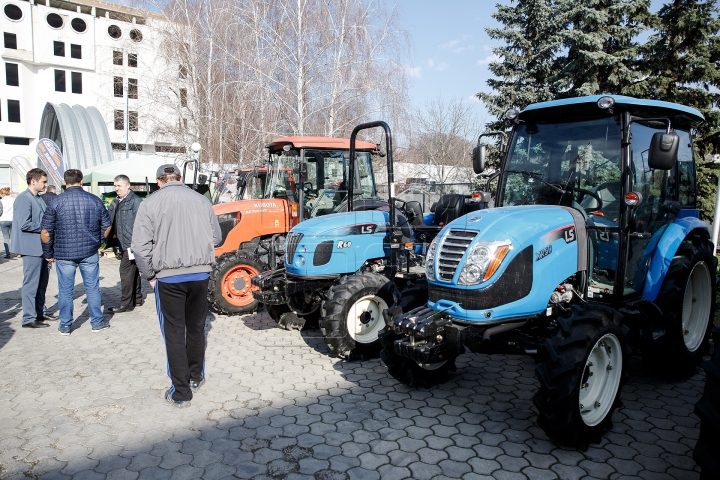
[
  {"x1": 46, "y1": 186, "x2": 57, "y2": 193},
  {"x1": 64, "y1": 169, "x2": 83, "y2": 185},
  {"x1": 114, "y1": 174, "x2": 130, "y2": 184},
  {"x1": 158, "y1": 173, "x2": 181, "y2": 183},
  {"x1": 26, "y1": 168, "x2": 47, "y2": 185}
]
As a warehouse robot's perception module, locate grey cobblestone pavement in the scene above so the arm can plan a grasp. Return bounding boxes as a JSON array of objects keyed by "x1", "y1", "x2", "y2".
[{"x1": 0, "y1": 255, "x2": 707, "y2": 479}]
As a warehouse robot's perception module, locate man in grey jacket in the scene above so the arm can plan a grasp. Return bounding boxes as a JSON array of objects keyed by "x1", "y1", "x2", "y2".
[{"x1": 132, "y1": 164, "x2": 221, "y2": 408}]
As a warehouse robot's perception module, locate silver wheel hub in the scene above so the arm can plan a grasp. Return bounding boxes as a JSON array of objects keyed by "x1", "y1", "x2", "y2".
[
  {"x1": 346, "y1": 294, "x2": 388, "y2": 344},
  {"x1": 579, "y1": 333, "x2": 622, "y2": 427},
  {"x1": 682, "y1": 261, "x2": 712, "y2": 352}
]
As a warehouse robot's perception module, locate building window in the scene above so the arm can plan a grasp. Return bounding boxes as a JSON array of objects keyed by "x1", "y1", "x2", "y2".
[
  {"x1": 111, "y1": 143, "x2": 142, "y2": 151},
  {"x1": 70, "y1": 18, "x2": 86, "y2": 33},
  {"x1": 114, "y1": 110, "x2": 123, "y2": 130},
  {"x1": 113, "y1": 50, "x2": 123, "y2": 65},
  {"x1": 129, "y1": 111, "x2": 138, "y2": 131},
  {"x1": 128, "y1": 78, "x2": 137, "y2": 99},
  {"x1": 180, "y1": 88, "x2": 187, "y2": 107},
  {"x1": 71, "y1": 72, "x2": 82, "y2": 94},
  {"x1": 4, "y1": 32, "x2": 17, "y2": 49},
  {"x1": 128, "y1": 53, "x2": 137, "y2": 67},
  {"x1": 4, "y1": 4, "x2": 23, "y2": 21},
  {"x1": 108, "y1": 25, "x2": 121, "y2": 40},
  {"x1": 179, "y1": 65, "x2": 187, "y2": 79},
  {"x1": 7, "y1": 100, "x2": 20, "y2": 123},
  {"x1": 46, "y1": 13, "x2": 63, "y2": 29},
  {"x1": 70, "y1": 44, "x2": 81, "y2": 59},
  {"x1": 129, "y1": 29, "x2": 143, "y2": 43},
  {"x1": 54, "y1": 70, "x2": 65, "y2": 92},
  {"x1": 156, "y1": 145, "x2": 186, "y2": 153},
  {"x1": 4, "y1": 137, "x2": 30, "y2": 145},
  {"x1": 53, "y1": 41, "x2": 65, "y2": 57},
  {"x1": 114, "y1": 76, "x2": 123, "y2": 97},
  {"x1": 5, "y1": 63, "x2": 19, "y2": 86}
]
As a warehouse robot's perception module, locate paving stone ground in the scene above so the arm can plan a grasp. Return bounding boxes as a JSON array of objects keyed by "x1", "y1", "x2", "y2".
[{"x1": 0, "y1": 255, "x2": 708, "y2": 479}]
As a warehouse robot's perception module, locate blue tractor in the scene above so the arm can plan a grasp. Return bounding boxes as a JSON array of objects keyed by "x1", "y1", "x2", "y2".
[
  {"x1": 253, "y1": 121, "x2": 490, "y2": 358},
  {"x1": 380, "y1": 95, "x2": 717, "y2": 448}
]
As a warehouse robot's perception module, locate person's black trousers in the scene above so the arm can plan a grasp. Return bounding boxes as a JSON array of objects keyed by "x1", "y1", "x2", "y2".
[
  {"x1": 119, "y1": 250, "x2": 142, "y2": 308},
  {"x1": 155, "y1": 279, "x2": 209, "y2": 401}
]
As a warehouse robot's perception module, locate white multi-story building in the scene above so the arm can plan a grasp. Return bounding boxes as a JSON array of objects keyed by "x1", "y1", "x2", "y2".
[{"x1": 0, "y1": 0, "x2": 191, "y2": 189}]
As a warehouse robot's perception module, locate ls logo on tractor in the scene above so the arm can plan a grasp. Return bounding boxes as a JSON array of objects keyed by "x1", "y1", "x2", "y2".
[
  {"x1": 536, "y1": 245, "x2": 552, "y2": 261},
  {"x1": 337, "y1": 240, "x2": 352, "y2": 249},
  {"x1": 564, "y1": 227, "x2": 576, "y2": 243}
]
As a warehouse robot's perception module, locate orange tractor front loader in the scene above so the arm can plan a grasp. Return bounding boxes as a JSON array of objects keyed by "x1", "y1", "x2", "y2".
[{"x1": 208, "y1": 136, "x2": 379, "y2": 316}]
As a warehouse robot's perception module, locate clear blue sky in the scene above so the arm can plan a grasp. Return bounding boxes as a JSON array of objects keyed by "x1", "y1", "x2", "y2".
[{"x1": 396, "y1": 0, "x2": 666, "y2": 124}]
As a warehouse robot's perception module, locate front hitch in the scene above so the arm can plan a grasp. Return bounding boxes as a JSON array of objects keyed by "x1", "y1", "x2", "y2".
[
  {"x1": 382, "y1": 305, "x2": 466, "y2": 364},
  {"x1": 252, "y1": 269, "x2": 290, "y2": 305}
]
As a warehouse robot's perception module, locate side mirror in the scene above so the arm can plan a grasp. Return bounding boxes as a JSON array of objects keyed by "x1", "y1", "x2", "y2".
[
  {"x1": 648, "y1": 132, "x2": 679, "y2": 170},
  {"x1": 472, "y1": 145, "x2": 486, "y2": 174},
  {"x1": 198, "y1": 174, "x2": 208, "y2": 185}
]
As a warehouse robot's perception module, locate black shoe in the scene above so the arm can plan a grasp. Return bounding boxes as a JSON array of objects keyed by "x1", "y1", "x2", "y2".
[
  {"x1": 22, "y1": 321, "x2": 50, "y2": 329},
  {"x1": 107, "y1": 305, "x2": 134, "y2": 314},
  {"x1": 165, "y1": 389, "x2": 191, "y2": 408},
  {"x1": 39, "y1": 312, "x2": 58, "y2": 321},
  {"x1": 189, "y1": 378, "x2": 205, "y2": 393}
]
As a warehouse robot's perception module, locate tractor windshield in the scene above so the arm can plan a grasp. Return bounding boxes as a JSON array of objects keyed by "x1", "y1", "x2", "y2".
[
  {"x1": 500, "y1": 116, "x2": 623, "y2": 219},
  {"x1": 266, "y1": 149, "x2": 378, "y2": 217}
]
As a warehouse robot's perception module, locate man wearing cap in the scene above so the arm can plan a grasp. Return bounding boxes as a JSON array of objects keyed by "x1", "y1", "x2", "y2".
[{"x1": 132, "y1": 164, "x2": 221, "y2": 408}]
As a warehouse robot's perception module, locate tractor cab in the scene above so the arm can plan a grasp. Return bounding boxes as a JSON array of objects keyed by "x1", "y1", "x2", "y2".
[{"x1": 265, "y1": 137, "x2": 380, "y2": 222}]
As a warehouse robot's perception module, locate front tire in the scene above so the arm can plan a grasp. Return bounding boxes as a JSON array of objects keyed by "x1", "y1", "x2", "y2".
[
  {"x1": 534, "y1": 304, "x2": 628, "y2": 449},
  {"x1": 321, "y1": 273, "x2": 400, "y2": 359},
  {"x1": 208, "y1": 252, "x2": 265, "y2": 315},
  {"x1": 645, "y1": 233, "x2": 716, "y2": 378}
]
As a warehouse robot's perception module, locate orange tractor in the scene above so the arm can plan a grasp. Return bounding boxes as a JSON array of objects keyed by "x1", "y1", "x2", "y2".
[{"x1": 208, "y1": 136, "x2": 380, "y2": 315}]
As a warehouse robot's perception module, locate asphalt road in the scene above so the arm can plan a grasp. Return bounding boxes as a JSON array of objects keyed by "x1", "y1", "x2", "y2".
[{"x1": 0, "y1": 255, "x2": 707, "y2": 479}]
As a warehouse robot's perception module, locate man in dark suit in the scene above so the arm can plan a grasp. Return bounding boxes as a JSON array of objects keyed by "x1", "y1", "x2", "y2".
[
  {"x1": 40, "y1": 185, "x2": 58, "y2": 205},
  {"x1": 11, "y1": 168, "x2": 51, "y2": 329}
]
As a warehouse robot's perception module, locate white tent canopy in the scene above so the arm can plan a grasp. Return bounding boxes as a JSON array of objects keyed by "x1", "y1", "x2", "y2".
[{"x1": 82, "y1": 155, "x2": 196, "y2": 184}]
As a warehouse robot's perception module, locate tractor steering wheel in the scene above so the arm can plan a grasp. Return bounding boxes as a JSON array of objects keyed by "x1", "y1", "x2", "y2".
[
  {"x1": 302, "y1": 182, "x2": 318, "y2": 197},
  {"x1": 574, "y1": 188, "x2": 604, "y2": 214}
]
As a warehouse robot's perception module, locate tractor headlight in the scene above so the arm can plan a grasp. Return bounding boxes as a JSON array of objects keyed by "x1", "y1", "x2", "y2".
[
  {"x1": 458, "y1": 240, "x2": 512, "y2": 285},
  {"x1": 425, "y1": 237, "x2": 439, "y2": 281}
]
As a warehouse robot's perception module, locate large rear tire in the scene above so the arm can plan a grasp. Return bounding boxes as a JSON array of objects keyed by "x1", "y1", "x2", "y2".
[
  {"x1": 534, "y1": 304, "x2": 628, "y2": 450},
  {"x1": 379, "y1": 327, "x2": 458, "y2": 387},
  {"x1": 694, "y1": 330, "x2": 720, "y2": 480},
  {"x1": 320, "y1": 273, "x2": 400, "y2": 359},
  {"x1": 645, "y1": 233, "x2": 716, "y2": 378},
  {"x1": 208, "y1": 252, "x2": 265, "y2": 315}
]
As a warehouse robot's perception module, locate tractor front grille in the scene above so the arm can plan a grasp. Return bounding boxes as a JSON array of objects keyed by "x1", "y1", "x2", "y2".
[
  {"x1": 437, "y1": 230, "x2": 477, "y2": 281},
  {"x1": 286, "y1": 232, "x2": 303, "y2": 263}
]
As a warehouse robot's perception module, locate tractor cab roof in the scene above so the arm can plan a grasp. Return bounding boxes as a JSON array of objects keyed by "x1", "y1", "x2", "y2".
[
  {"x1": 266, "y1": 136, "x2": 378, "y2": 151},
  {"x1": 520, "y1": 95, "x2": 704, "y2": 130}
]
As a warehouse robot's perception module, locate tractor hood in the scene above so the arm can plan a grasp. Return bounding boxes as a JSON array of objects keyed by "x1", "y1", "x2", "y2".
[
  {"x1": 427, "y1": 205, "x2": 587, "y2": 323},
  {"x1": 284, "y1": 211, "x2": 390, "y2": 277}
]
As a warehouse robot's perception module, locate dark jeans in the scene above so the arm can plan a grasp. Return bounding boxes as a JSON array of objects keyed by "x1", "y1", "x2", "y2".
[
  {"x1": 21, "y1": 255, "x2": 49, "y2": 325},
  {"x1": 119, "y1": 250, "x2": 142, "y2": 308},
  {"x1": 155, "y1": 279, "x2": 209, "y2": 401}
]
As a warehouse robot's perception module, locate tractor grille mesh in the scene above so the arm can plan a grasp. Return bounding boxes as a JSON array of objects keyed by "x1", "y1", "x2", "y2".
[
  {"x1": 437, "y1": 230, "x2": 477, "y2": 281},
  {"x1": 286, "y1": 232, "x2": 303, "y2": 263}
]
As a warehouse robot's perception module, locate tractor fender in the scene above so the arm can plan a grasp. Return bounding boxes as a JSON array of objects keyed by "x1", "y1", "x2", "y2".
[{"x1": 642, "y1": 216, "x2": 710, "y2": 302}]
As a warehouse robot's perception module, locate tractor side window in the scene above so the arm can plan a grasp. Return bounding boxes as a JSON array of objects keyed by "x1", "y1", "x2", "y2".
[
  {"x1": 244, "y1": 175, "x2": 263, "y2": 200},
  {"x1": 676, "y1": 130, "x2": 695, "y2": 206},
  {"x1": 356, "y1": 153, "x2": 377, "y2": 198}
]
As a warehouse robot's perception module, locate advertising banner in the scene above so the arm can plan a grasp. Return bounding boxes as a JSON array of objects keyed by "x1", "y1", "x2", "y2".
[
  {"x1": 10, "y1": 155, "x2": 35, "y2": 179},
  {"x1": 36, "y1": 138, "x2": 65, "y2": 186}
]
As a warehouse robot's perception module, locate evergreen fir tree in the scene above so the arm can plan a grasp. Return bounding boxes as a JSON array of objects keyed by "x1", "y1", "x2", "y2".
[
  {"x1": 552, "y1": 0, "x2": 651, "y2": 97},
  {"x1": 477, "y1": 0, "x2": 562, "y2": 131},
  {"x1": 626, "y1": 0, "x2": 720, "y2": 221}
]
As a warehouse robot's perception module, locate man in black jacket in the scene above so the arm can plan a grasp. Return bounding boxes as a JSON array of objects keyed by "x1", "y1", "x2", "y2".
[{"x1": 106, "y1": 175, "x2": 143, "y2": 314}]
